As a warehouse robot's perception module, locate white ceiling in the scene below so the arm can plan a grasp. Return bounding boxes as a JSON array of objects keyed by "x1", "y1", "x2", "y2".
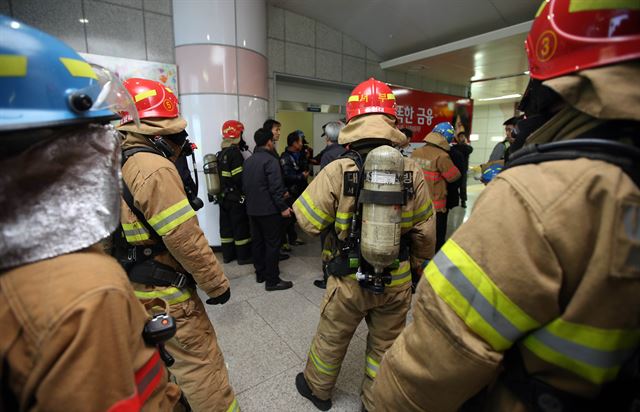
[{"x1": 268, "y1": 0, "x2": 540, "y2": 101}]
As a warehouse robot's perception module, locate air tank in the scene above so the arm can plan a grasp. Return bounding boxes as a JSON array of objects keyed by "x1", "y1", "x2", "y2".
[
  {"x1": 202, "y1": 153, "x2": 221, "y2": 197},
  {"x1": 360, "y1": 145, "x2": 404, "y2": 274}
]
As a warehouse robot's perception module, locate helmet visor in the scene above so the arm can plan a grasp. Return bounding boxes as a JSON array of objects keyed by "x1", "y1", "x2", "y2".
[{"x1": 85, "y1": 64, "x2": 140, "y2": 126}]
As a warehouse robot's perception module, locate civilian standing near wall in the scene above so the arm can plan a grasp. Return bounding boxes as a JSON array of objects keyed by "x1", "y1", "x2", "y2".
[
  {"x1": 281, "y1": 131, "x2": 309, "y2": 250},
  {"x1": 243, "y1": 128, "x2": 294, "y2": 291},
  {"x1": 312, "y1": 121, "x2": 346, "y2": 289}
]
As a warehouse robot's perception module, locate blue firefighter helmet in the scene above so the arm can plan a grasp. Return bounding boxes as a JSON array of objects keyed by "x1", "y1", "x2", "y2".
[
  {"x1": 432, "y1": 122, "x2": 456, "y2": 143},
  {"x1": 482, "y1": 163, "x2": 504, "y2": 183},
  {"x1": 0, "y1": 16, "x2": 137, "y2": 132}
]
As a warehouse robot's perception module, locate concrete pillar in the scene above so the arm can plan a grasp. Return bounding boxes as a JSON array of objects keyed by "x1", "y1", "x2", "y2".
[{"x1": 173, "y1": 0, "x2": 268, "y2": 245}]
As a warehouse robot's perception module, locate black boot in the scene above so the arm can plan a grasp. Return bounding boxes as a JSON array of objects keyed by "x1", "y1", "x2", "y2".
[{"x1": 295, "y1": 373, "x2": 332, "y2": 411}]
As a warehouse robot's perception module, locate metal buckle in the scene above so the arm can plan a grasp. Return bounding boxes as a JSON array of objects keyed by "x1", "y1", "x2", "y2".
[
  {"x1": 172, "y1": 272, "x2": 188, "y2": 288},
  {"x1": 239, "y1": 195, "x2": 245, "y2": 204},
  {"x1": 127, "y1": 247, "x2": 137, "y2": 261}
]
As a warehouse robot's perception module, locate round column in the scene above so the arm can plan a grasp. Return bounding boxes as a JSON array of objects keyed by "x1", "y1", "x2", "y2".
[{"x1": 173, "y1": 0, "x2": 268, "y2": 246}]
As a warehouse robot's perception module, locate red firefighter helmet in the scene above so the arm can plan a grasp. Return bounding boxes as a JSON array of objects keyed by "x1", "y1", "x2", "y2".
[
  {"x1": 120, "y1": 78, "x2": 179, "y2": 124},
  {"x1": 527, "y1": 0, "x2": 640, "y2": 80},
  {"x1": 222, "y1": 120, "x2": 244, "y2": 139},
  {"x1": 346, "y1": 78, "x2": 397, "y2": 122}
]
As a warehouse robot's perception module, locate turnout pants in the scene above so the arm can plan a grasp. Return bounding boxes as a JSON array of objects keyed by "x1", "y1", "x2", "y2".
[
  {"x1": 303, "y1": 276, "x2": 412, "y2": 411},
  {"x1": 219, "y1": 200, "x2": 252, "y2": 262},
  {"x1": 135, "y1": 285, "x2": 238, "y2": 412},
  {"x1": 250, "y1": 213, "x2": 283, "y2": 285}
]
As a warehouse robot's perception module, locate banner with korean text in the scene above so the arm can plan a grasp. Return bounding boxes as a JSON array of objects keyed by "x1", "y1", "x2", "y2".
[{"x1": 390, "y1": 86, "x2": 473, "y2": 143}]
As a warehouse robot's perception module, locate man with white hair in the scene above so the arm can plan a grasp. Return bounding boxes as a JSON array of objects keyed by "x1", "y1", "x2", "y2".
[
  {"x1": 319, "y1": 121, "x2": 346, "y2": 170},
  {"x1": 312, "y1": 121, "x2": 346, "y2": 289}
]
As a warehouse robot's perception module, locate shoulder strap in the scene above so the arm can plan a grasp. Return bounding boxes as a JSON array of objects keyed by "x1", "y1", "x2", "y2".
[
  {"x1": 121, "y1": 146, "x2": 165, "y2": 242},
  {"x1": 507, "y1": 138, "x2": 640, "y2": 188}
]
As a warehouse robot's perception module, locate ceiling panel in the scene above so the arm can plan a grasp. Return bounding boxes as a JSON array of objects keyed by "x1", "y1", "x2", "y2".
[{"x1": 268, "y1": 0, "x2": 538, "y2": 60}]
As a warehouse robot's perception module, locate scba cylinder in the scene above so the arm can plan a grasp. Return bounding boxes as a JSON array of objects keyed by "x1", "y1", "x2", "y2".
[
  {"x1": 203, "y1": 153, "x2": 221, "y2": 196},
  {"x1": 360, "y1": 145, "x2": 404, "y2": 274}
]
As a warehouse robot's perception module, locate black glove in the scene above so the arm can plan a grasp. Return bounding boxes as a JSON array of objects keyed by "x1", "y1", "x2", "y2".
[{"x1": 206, "y1": 288, "x2": 231, "y2": 305}]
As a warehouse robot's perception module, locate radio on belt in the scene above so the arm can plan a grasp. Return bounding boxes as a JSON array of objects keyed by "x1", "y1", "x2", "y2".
[{"x1": 143, "y1": 313, "x2": 177, "y2": 366}]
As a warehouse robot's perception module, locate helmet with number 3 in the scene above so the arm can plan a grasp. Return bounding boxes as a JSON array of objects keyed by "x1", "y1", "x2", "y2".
[{"x1": 527, "y1": 0, "x2": 640, "y2": 80}]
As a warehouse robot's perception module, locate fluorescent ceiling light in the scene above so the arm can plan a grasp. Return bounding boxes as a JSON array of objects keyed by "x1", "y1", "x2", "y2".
[
  {"x1": 478, "y1": 93, "x2": 522, "y2": 102},
  {"x1": 490, "y1": 135, "x2": 504, "y2": 142},
  {"x1": 78, "y1": 18, "x2": 89, "y2": 24}
]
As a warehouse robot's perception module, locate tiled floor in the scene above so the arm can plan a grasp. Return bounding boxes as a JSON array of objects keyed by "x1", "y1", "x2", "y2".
[{"x1": 201, "y1": 183, "x2": 484, "y2": 411}]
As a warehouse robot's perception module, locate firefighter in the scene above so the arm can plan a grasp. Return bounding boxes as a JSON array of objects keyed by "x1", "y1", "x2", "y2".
[
  {"x1": 373, "y1": 1, "x2": 640, "y2": 411},
  {"x1": 116, "y1": 78, "x2": 238, "y2": 412},
  {"x1": 411, "y1": 121, "x2": 461, "y2": 252},
  {"x1": 218, "y1": 120, "x2": 252, "y2": 265},
  {"x1": 0, "y1": 17, "x2": 179, "y2": 410},
  {"x1": 293, "y1": 78, "x2": 436, "y2": 411}
]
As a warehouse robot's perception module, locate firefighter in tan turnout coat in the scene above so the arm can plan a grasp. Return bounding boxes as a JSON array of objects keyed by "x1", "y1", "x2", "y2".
[
  {"x1": 293, "y1": 78, "x2": 436, "y2": 411},
  {"x1": 117, "y1": 78, "x2": 238, "y2": 412},
  {"x1": 373, "y1": 1, "x2": 640, "y2": 411}
]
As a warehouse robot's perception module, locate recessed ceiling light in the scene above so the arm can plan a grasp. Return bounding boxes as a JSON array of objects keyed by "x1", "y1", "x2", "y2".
[
  {"x1": 478, "y1": 93, "x2": 522, "y2": 102},
  {"x1": 78, "y1": 18, "x2": 89, "y2": 24}
]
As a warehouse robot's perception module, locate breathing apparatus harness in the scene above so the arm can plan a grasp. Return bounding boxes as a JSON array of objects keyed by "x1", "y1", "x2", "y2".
[
  {"x1": 327, "y1": 142, "x2": 415, "y2": 294},
  {"x1": 111, "y1": 132, "x2": 204, "y2": 289},
  {"x1": 215, "y1": 145, "x2": 245, "y2": 204}
]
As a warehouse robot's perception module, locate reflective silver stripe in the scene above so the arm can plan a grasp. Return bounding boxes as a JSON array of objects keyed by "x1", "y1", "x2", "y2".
[
  {"x1": 433, "y1": 251, "x2": 522, "y2": 343},
  {"x1": 413, "y1": 203, "x2": 433, "y2": 221},
  {"x1": 298, "y1": 195, "x2": 333, "y2": 228},
  {"x1": 391, "y1": 269, "x2": 411, "y2": 282},
  {"x1": 151, "y1": 204, "x2": 192, "y2": 233},
  {"x1": 137, "y1": 357, "x2": 162, "y2": 395},
  {"x1": 531, "y1": 328, "x2": 636, "y2": 369},
  {"x1": 335, "y1": 215, "x2": 351, "y2": 225},
  {"x1": 124, "y1": 226, "x2": 149, "y2": 237}
]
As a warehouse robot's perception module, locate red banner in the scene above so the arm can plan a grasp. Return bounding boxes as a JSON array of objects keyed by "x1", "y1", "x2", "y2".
[{"x1": 390, "y1": 86, "x2": 473, "y2": 142}]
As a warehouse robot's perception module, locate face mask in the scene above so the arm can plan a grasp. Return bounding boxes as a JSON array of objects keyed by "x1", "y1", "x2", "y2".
[{"x1": 0, "y1": 124, "x2": 122, "y2": 269}]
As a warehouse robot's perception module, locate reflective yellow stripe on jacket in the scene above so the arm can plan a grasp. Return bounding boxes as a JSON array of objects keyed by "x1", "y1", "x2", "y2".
[
  {"x1": 335, "y1": 211, "x2": 353, "y2": 231},
  {"x1": 295, "y1": 192, "x2": 335, "y2": 231},
  {"x1": 523, "y1": 319, "x2": 640, "y2": 384},
  {"x1": 346, "y1": 261, "x2": 412, "y2": 287},
  {"x1": 134, "y1": 287, "x2": 191, "y2": 305},
  {"x1": 148, "y1": 198, "x2": 196, "y2": 236},
  {"x1": 401, "y1": 200, "x2": 433, "y2": 228},
  {"x1": 426, "y1": 240, "x2": 540, "y2": 351},
  {"x1": 122, "y1": 221, "x2": 150, "y2": 243}
]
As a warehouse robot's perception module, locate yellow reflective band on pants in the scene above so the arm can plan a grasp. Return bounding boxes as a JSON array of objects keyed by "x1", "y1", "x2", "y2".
[
  {"x1": 309, "y1": 343, "x2": 340, "y2": 376},
  {"x1": 335, "y1": 211, "x2": 353, "y2": 231},
  {"x1": 226, "y1": 398, "x2": 240, "y2": 412},
  {"x1": 523, "y1": 318, "x2": 640, "y2": 384},
  {"x1": 135, "y1": 287, "x2": 191, "y2": 305},
  {"x1": 426, "y1": 240, "x2": 540, "y2": 351},
  {"x1": 294, "y1": 192, "x2": 335, "y2": 231},
  {"x1": 122, "y1": 221, "x2": 151, "y2": 243},
  {"x1": 235, "y1": 238, "x2": 251, "y2": 246},
  {"x1": 220, "y1": 237, "x2": 234, "y2": 244},
  {"x1": 148, "y1": 198, "x2": 196, "y2": 236},
  {"x1": 365, "y1": 355, "x2": 380, "y2": 379}
]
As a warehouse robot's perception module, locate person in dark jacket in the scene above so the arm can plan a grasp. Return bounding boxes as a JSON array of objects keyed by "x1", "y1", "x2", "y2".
[
  {"x1": 449, "y1": 131, "x2": 473, "y2": 208},
  {"x1": 312, "y1": 121, "x2": 346, "y2": 289},
  {"x1": 243, "y1": 128, "x2": 293, "y2": 291},
  {"x1": 217, "y1": 120, "x2": 252, "y2": 265},
  {"x1": 319, "y1": 121, "x2": 346, "y2": 170},
  {"x1": 452, "y1": 107, "x2": 473, "y2": 208},
  {"x1": 280, "y1": 131, "x2": 309, "y2": 250}
]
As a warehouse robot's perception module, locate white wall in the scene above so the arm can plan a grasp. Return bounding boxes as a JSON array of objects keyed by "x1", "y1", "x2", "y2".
[{"x1": 469, "y1": 102, "x2": 517, "y2": 166}]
